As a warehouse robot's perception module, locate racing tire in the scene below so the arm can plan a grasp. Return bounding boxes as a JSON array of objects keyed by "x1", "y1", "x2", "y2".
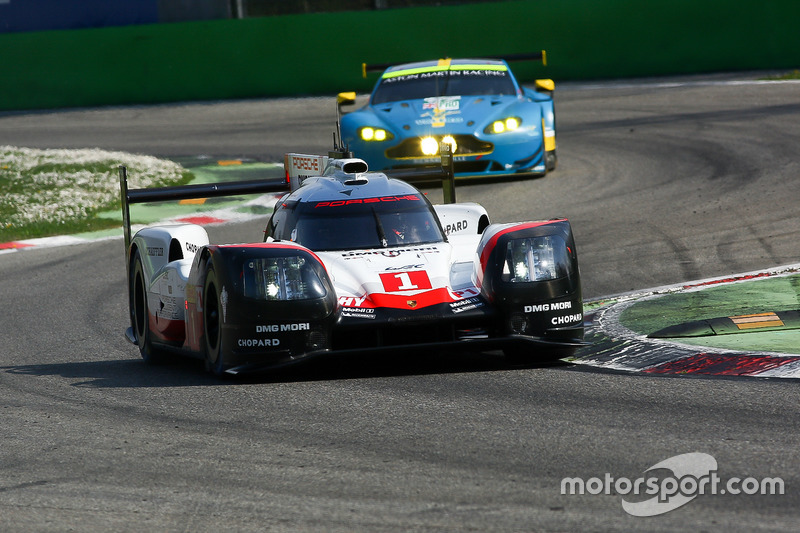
[
  {"x1": 545, "y1": 149, "x2": 558, "y2": 172},
  {"x1": 130, "y1": 249, "x2": 166, "y2": 364},
  {"x1": 203, "y1": 264, "x2": 227, "y2": 377}
]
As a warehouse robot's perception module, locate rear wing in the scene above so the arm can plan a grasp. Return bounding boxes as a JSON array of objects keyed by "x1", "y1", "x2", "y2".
[
  {"x1": 362, "y1": 50, "x2": 547, "y2": 77},
  {"x1": 118, "y1": 167, "x2": 289, "y2": 263},
  {"x1": 286, "y1": 144, "x2": 457, "y2": 203},
  {"x1": 120, "y1": 144, "x2": 456, "y2": 263}
]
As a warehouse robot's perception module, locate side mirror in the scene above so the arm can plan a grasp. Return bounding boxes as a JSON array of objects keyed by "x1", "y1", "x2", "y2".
[
  {"x1": 337, "y1": 92, "x2": 356, "y2": 112},
  {"x1": 534, "y1": 79, "x2": 555, "y2": 92}
]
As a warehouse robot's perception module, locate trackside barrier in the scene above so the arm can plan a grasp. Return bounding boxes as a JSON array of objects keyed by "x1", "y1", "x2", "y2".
[{"x1": 3, "y1": 0, "x2": 800, "y2": 111}]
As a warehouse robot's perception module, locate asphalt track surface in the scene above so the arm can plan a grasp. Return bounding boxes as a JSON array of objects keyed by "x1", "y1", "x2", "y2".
[{"x1": 1, "y1": 74, "x2": 799, "y2": 531}]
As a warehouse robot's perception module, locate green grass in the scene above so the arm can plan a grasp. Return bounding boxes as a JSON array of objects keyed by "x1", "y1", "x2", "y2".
[
  {"x1": 0, "y1": 146, "x2": 191, "y2": 242},
  {"x1": 1, "y1": 218, "x2": 124, "y2": 241},
  {"x1": 761, "y1": 69, "x2": 800, "y2": 80}
]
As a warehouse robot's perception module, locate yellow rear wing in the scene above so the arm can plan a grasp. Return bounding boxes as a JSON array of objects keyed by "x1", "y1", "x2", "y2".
[{"x1": 361, "y1": 50, "x2": 547, "y2": 78}]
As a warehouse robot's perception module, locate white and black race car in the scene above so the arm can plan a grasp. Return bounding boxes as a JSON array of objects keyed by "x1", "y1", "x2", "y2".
[{"x1": 120, "y1": 147, "x2": 584, "y2": 376}]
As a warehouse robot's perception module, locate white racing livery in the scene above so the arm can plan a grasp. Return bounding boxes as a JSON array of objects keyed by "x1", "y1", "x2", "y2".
[{"x1": 120, "y1": 149, "x2": 584, "y2": 376}]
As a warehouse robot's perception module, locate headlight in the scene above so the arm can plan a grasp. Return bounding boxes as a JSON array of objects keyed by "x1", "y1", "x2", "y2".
[
  {"x1": 420, "y1": 136, "x2": 439, "y2": 155},
  {"x1": 420, "y1": 135, "x2": 457, "y2": 156},
  {"x1": 360, "y1": 127, "x2": 393, "y2": 141},
  {"x1": 485, "y1": 117, "x2": 521, "y2": 134},
  {"x1": 243, "y1": 256, "x2": 327, "y2": 300},
  {"x1": 442, "y1": 135, "x2": 457, "y2": 154},
  {"x1": 502, "y1": 236, "x2": 569, "y2": 282}
]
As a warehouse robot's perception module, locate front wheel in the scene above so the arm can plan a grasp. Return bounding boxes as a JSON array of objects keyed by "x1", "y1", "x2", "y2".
[
  {"x1": 130, "y1": 250, "x2": 165, "y2": 364},
  {"x1": 203, "y1": 264, "x2": 227, "y2": 376},
  {"x1": 545, "y1": 149, "x2": 558, "y2": 172}
]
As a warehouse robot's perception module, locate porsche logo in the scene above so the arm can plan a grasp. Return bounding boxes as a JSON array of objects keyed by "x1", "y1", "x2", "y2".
[{"x1": 407, "y1": 300, "x2": 418, "y2": 309}]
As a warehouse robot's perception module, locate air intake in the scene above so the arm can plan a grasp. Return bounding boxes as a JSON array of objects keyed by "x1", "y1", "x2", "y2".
[
  {"x1": 325, "y1": 158, "x2": 369, "y2": 175},
  {"x1": 342, "y1": 160, "x2": 369, "y2": 174}
]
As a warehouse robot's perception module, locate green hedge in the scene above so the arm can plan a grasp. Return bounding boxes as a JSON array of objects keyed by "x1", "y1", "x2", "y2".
[{"x1": 1, "y1": 0, "x2": 798, "y2": 110}]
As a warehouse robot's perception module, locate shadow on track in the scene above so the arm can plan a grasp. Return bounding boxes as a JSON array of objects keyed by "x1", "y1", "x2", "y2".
[{"x1": 0, "y1": 350, "x2": 570, "y2": 388}]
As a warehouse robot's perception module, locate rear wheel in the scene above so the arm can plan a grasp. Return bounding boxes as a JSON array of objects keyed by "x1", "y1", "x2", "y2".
[
  {"x1": 203, "y1": 265, "x2": 226, "y2": 376},
  {"x1": 130, "y1": 250, "x2": 165, "y2": 364}
]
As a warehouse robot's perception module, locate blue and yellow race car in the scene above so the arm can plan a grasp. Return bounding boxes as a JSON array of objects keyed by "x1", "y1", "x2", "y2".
[{"x1": 338, "y1": 52, "x2": 557, "y2": 179}]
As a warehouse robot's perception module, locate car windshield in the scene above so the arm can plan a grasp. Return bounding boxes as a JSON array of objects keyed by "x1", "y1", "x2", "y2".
[
  {"x1": 292, "y1": 194, "x2": 445, "y2": 251},
  {"x1": 372, "y1": 67, "x2": 517, "y2": 104}
]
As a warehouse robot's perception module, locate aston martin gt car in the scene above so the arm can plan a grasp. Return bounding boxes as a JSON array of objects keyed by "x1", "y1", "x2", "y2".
[
  {"x1": 338, "y1": 52, "x2": 557, "y2": 178},
  {"x1": 120, "y1": 150, "x2": 583, "y2": 376}
]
